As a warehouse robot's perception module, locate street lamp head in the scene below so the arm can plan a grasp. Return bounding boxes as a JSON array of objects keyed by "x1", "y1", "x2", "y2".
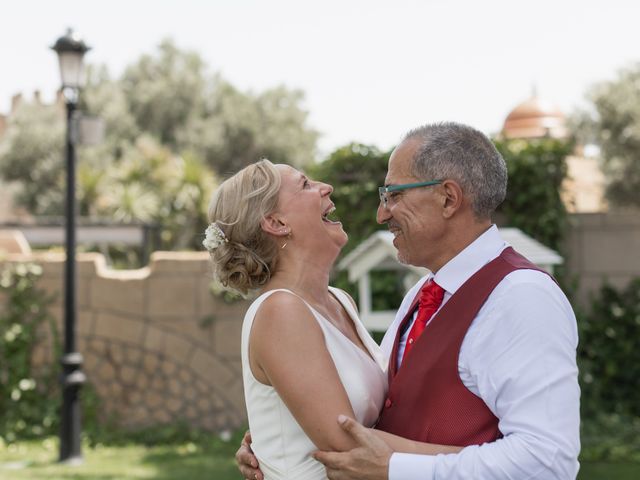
[{"x1": 51, "y1": 28, "x2": 91, "y2": 90}]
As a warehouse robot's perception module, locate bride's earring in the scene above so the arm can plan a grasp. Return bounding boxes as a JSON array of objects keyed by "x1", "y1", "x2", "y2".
[{"x1": 281, "y1": 229, "x2": 292, "y2": 249}]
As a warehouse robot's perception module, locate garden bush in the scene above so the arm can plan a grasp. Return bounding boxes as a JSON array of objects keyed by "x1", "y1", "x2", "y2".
[
  {"x1": 578, "y1": 278, "x2": 640, "y2": 418},
  {"x1": 0, "y1": 262, "x2": 59, "y2": 442}
]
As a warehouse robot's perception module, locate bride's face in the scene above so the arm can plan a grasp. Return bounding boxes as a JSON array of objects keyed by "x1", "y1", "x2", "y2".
[{"x1": 274, "y1": 164, "x2": 348, "y2": 253}]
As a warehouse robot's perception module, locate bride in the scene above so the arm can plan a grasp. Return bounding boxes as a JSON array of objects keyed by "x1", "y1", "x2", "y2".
[{"x1": 204, "y1": 159, "x2": 459, "y2": 480}]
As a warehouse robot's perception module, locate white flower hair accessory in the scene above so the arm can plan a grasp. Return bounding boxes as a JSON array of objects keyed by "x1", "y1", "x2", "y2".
[{"x1": 203, "y1": 222, "x2": 229, "y2": 251}]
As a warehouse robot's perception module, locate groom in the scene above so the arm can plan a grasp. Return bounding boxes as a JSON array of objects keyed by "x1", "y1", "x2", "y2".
[{"x1": 237, "y1": 122, "x2": 580, "y2": 479}]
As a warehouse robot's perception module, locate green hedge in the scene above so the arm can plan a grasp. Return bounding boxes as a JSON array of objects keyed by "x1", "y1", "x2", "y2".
[
  {"x1": 494, "y1": 137, "x2": 572, "y2": 252},
  {"x1": 578, "y1": 278, "x2": 640, "y2": 418}
]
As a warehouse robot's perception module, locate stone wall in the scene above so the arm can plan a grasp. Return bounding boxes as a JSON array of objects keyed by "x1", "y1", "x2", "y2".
[
  {"x1": 2, "y1": 250, "x2": 251, "y2": 433},
  {"x1": 565, "y1": 212, "x2": 640, "y2": 305}
]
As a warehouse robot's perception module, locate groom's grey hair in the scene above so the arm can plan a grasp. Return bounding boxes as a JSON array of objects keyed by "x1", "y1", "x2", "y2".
[{"x1": 402, "y1": 122, "x2": 507, "y2": 219}]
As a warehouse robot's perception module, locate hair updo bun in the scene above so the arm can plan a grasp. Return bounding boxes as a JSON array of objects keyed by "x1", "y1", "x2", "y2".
[{"x1": 206, "y1": 159, "x2": 281, "y2": 295}]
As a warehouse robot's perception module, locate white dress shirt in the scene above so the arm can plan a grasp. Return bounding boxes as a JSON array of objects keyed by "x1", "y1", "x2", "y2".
[{"x1": 380, "y1": 225, "x2": 581, "y2": 480}]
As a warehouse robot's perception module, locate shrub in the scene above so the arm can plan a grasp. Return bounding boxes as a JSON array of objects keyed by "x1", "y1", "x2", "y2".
[
  {"x1": 578, "y1": 278, "x2": 640, "y2": 418},
  {"x1": 581, "y1": 413, "x2": 640, "y2": 462},
  {"x1": 0, "y1": 263, "x2": 59, "y2": 442}
]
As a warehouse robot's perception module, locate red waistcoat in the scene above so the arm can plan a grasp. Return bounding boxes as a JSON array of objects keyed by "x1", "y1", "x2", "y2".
[{"x1": 375, "y1": 247, "x2": 551, "y2": 446}]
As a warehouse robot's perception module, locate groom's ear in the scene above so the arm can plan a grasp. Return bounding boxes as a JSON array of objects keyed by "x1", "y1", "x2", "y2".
[{"x1": 260, "y1": 214, "x2": 288, "y2": 237}]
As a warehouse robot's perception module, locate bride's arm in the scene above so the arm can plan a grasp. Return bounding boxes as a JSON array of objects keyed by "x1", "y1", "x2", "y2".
[
  {"x1": 250, "y1": 291, "x2": 360, "y2": 452},
  {"x1": 371, "y1": 429, "x2": 463, "y2": 455}
]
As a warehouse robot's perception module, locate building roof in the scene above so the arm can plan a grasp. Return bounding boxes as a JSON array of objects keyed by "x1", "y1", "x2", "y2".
[{"x1": 502, "y1": 95, "x2": 567, "y2": 139}]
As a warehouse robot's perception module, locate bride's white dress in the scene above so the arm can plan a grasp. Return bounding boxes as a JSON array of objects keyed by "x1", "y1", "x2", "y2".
[{"x1": 241, "y1": 287, "x2": 388, "y2": 480}]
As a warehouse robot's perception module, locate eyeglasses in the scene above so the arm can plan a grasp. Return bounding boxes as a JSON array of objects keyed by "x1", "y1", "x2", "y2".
[{"x1": 378, "y1": 180, "x2": 442, "y2": 207}]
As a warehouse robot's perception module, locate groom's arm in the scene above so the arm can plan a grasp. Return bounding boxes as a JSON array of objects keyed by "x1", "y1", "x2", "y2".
[
  {"x1": 314, "y1": 415, "x2": 392, "y2": 480},
  {"x1": 313, "y1": 417, "x2": 463, "y2": 480}
]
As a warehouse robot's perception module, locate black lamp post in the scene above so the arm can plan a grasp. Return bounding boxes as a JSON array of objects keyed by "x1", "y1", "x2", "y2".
[{"x1": 51, "y1": 28, "x2": 90, "y2": 464}]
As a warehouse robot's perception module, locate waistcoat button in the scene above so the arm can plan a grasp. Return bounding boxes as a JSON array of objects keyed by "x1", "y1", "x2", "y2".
[{"x1": 384, "y1": 398, "x2": 392, "y2": 408}]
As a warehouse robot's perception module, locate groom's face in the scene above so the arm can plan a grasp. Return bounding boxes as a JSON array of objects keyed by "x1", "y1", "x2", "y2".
[{"x1": 377, "y1": 139, "x2": 446, "y2": 270}]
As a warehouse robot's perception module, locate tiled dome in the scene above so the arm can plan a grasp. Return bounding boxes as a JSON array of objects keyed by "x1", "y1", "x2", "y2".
[{"x1": 502, "y1": 96, "x2": 567, "y2": 139}]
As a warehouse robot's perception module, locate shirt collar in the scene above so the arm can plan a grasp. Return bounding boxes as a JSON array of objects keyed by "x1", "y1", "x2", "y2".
[{"x1": 432, "y1": 225, "x2": 508, "y2": 295}]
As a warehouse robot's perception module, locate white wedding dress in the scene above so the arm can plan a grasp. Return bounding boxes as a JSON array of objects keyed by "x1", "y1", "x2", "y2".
[{"x1": 241, "y1": 287, "x2": 388, "y2": 480}]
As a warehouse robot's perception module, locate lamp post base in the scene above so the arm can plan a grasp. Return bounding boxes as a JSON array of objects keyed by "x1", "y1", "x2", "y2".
[
  {"x1": 59, "y1": 352, "x2": 86, "y2": 463},
  {"x1": 59, "y1": 455, "x2": 84, "y2": 466}
]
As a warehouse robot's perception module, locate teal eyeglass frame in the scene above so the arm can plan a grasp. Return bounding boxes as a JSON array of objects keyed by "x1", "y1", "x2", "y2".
[{"x1": 378, "y1": 180, "x2": 442, "y2": 207}]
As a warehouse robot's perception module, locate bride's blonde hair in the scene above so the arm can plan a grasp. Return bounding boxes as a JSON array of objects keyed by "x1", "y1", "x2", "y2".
[{"x1": 206, "y1": 159, "x2": 282, "y2": 295}]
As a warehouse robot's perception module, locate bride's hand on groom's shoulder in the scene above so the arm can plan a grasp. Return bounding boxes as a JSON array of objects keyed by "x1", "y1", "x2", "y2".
[{"x1": 235, "y1": 430, "x2": 263, "y2": 480}]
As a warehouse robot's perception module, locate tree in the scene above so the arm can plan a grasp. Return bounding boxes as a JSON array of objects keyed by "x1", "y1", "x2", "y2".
[
  {"x1": 121, "y1": 39, "x2": 318, "y2": 175},
  {"x1": 97, "y1": 136, "x2": 217, "y2": 250},
  {"x1": 0, "y1": 101, "x2": 65, "y2": 216},
  {"x1": 77, "y1": 65, "x2": 141, "y2": 216},
  {"x1": 120, "y1": 40, "x2": 208, "y2": 148},
  {"x1": 309, "y1": 143, "x2": 392, "y2": 254},
  {"x1": 82, "y1": 64, "x2": 140, "y2": 157},
  {"x1": 494, "y1": 138, "x2": 572, "y2": 252},
  {"x1": 571, "y1": 63, "x2": 640, "y2": 208},
  {"x1": 0, "y1": 39, "x2": 317, "y2": 253}
]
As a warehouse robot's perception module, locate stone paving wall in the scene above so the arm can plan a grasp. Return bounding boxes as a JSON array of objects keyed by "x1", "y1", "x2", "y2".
[{"x1": 2, "y1": 250, "x2": 250, "y2": 433}]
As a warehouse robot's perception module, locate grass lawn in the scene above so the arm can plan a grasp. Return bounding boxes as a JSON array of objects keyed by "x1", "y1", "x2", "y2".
[
  {"x1": 0, "y1": 437, "x2": 241, "y2": 480},
  {"x1": 1, "y1": 438, "x2": 639, "y2": 479}
]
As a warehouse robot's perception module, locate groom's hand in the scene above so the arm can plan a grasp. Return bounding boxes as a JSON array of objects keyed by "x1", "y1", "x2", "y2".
[
  {"x1": 313, "y1": 415, "x2": 392, "y2": 480},
  {"x1": 235, "y1": 430, "x2": 263, "y2": 480}
]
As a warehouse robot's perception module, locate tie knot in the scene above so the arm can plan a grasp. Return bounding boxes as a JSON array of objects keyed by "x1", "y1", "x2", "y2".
[{"x1": 419, "y1": 279, "x2": 445, "y2": 307}]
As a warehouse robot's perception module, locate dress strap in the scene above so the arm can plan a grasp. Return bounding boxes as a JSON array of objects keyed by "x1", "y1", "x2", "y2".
[{"x1": 328, "y1": 286, "x2": 359, "y2": 322}]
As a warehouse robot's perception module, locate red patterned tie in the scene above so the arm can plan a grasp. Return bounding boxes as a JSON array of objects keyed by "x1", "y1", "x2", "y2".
[{"x1": 401, "y1": 279, "x2": 445, "y2": 364}]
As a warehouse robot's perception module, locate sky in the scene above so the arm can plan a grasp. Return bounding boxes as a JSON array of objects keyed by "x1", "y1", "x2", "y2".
[{"x1": 1, "y1": 0, "x2": 639, "y2": 157}]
